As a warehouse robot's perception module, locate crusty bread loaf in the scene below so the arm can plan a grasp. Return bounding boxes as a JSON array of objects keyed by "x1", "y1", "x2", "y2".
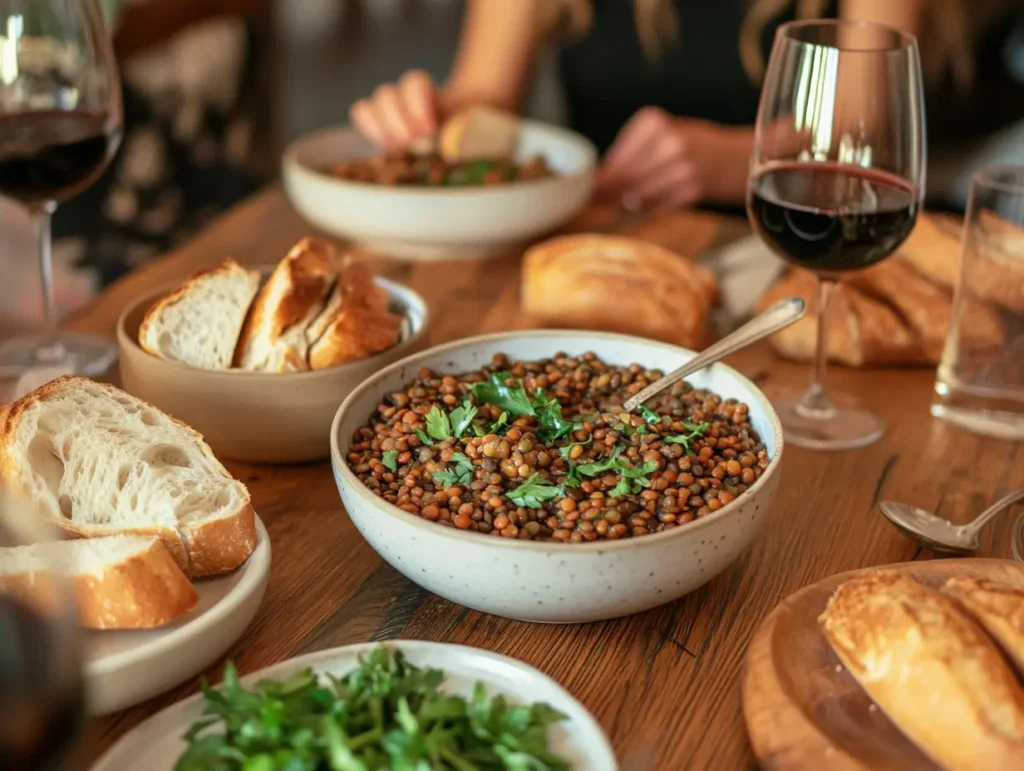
[
  {"x1": 820, "y1": 571, "x2": 1024, "y2": 771},
  {"x1": 139, "y1": 259, "x2": 260, "y2": 370},
  {"x1": 438, "y1": 105, "x2": 519, "y2": 163},
  {"x1": 522, "y1": 234, "x2": 718, "y2": 350},
  {"x1": 0, "y1": 535, "x2": 197, "y2": 629},
  {"x1": 895, "y1": 211, "x2": 964, "y2": 290},
  {"x1": 943, "y1": 577, "x2": 1024, "y2": 674},
  {"x1": 235, "y1": 237, "x2": 338, "y2": 373},
  {"x1": 0, "y1": 376, "x2": 256, "y2": 577}
]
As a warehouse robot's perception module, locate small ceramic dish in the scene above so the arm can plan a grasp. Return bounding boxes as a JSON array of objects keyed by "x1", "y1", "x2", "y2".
[
  {"x1": 117, "y1": 273, "x2": 429, "y2": 464},
  {"x1": 330, "y1": 331, "x2": 783, "y2": 623},
  {"x1": 282, "y1": 123, "x2": 596, "y2": 261}
]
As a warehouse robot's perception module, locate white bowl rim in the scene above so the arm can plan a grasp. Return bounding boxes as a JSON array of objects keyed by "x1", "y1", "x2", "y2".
[
  {"x1": 330, "y1": 329, "x2": 784, "y2": 554},
  {"x1": 283, "y1": 120, "x2": 598, "y2": 197},
  {"x1": 116, "y1": 275, "x2": 430, "y2": 382}
]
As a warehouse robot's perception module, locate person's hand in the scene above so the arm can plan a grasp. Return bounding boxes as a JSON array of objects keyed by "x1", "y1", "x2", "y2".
[
  {"x1": 349, "y1": 70, "x2": 444, "y2": 151},
  {"x1": 597, "y1": 107, "x2": 753, "y2": 209}
]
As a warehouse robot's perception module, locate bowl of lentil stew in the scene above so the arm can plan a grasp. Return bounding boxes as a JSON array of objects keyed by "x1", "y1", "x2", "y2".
[{"x1": 330, "y1": 331, "x2": 782, "y2": 623}]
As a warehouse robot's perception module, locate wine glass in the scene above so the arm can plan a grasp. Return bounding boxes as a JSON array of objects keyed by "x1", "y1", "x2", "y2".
[
  {"x1": 748, "y1": 19, "x2": 925, "y2": 450},
  {"x1": 0, "y1": 493, "x2": 84, "y2": 771},
  {"x1": 0, "y1": 0, "x2": 123, "y2": 378}
]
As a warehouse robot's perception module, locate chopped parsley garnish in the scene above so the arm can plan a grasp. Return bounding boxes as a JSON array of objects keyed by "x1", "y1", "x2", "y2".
[
  {"x1": 448, "y1": 400, "x2": 478, "y2": 438},
  {"x1": 414, "y1": 428, "x2": 433, "y2": 446},
  {"x1": 638, "y1": 405, "x2": 665, "y2": 425},
  {"x1": 432, "y1": 452, "x2": 475, "y2": 487},
  {"x1": 569, "y1": 450, "x2": 658, "y2": 498},
  {"x1": 425, "y1": 405, "x2": 453, "y2": 441},
  {"x1": 506, "y1": 474, "x2": 564, "y2": 509},
  {"x1": 664, "y1": 421, "x2": 711, "y2": 453},
  {"x1": 381, "y1": 450, "x2": 398, "y2": 471},
  {"x1": 558, "y1": 436, "x2": 592, "y2": 461},
  {"x1": 469, "y1": 372, "x2": 571, "y2": 442}
]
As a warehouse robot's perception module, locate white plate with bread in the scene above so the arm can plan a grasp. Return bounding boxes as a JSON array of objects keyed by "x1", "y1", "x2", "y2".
[
  {"x1": 0, "y1": 376, "x2": 270, "y2": 713},
  {"x1": 743, "y1": 558, "x2": 1024, "y2": 770}
]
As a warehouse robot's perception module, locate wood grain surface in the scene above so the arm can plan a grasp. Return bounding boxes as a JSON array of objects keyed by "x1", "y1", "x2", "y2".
[{"x1": 69, "y1": 188, "x2": 1024, "y2": 770}]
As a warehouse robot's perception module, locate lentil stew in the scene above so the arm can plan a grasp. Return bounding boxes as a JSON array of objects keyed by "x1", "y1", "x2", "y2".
[
  {"x1": 325, "y1": 152, "x2": 554, "y2": 187},
  {"x1": 346, "y1": 353, "x2": 770, "y2": 543}
]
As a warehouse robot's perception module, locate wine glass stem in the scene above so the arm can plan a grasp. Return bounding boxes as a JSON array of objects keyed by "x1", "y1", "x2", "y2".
[
  {"x1": 33, "y1": 204, "x2": 66, "y2": 363},
  {"x1": 796, "y1": 277, "x2": 836, "y2": 419}
]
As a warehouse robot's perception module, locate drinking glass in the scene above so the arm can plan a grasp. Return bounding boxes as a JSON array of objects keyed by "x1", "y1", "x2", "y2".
[
  {"x1": 932, "y1": 166, "x2": 1024, "y2": 439},
  {"x1": 748, "y1": 20, "x2": 926, "y2": 450},
  {"x1": 0, "y1": 0, "x2": 123, "y2": 378},
  {"x1": 0, "y1": 493, "x2": 84, "y2": 771}
]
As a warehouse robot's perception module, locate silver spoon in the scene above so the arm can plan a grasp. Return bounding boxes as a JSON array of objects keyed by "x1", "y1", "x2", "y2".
[
  {"x1": 880, "y1": 487, "x2": 1024, "y2": 555},
  {"x1": 621, "y1": 296, "x2": 806, "y2": 413}
]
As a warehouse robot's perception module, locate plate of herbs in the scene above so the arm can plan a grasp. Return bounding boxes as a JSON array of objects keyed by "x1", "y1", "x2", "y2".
[{"x1": 91, "y1": 641, "x2": 617, "y2": 771}]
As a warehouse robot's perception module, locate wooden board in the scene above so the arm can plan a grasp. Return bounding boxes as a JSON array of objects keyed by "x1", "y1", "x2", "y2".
[{"x1": 743, "y1": 558, "x2": 1024, "y2": 771}]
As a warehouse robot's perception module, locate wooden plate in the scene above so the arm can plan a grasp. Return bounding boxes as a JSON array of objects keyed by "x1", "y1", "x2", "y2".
[{"x1": 742, "y1": 559, "x2": 1024, "y2": 770}]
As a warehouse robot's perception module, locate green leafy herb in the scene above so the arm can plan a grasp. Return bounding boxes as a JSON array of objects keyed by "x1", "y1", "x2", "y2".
[
  {"x1": 448, "y1": 400, "x2": 478, "y2": 439},
  {"x1": 571, "y1": 412, "x2": 601, "y2": 431},
  {"x1": 425, "y1": 405, "x2": 453, "y2": 441},
  {"x1": 381, "y1": 450, "x2": 398, "y2": 472},
  {"x1": 175, "y1": 647, "x2": 569, "y2": 771},
  {"x1": 558, "y1": 436, "x2": 592, "y2": 462},
  {"x1": 505, "y1": 473, "x2": 564, "y2": 509},
  {"x1": 431, "y1": 452, "x2": 475, "y2": 488},
  {"x1": 414, "y1": 428, "x2": 433, "y2": 446},
  {"x1": 489, "y1": 411, "x2": 509, "y2": 434},
  {"x1": 574, "y1": 447, "x2": 625, "y2": 477},
  {"x1": 638, "y1": 405, "x2": 665, "y2": 425},
  {"x1": 664, "y1": 421, "x2": 711, "y2": 453},
  {"x1": 468, "y1": 372, "x2": 535, "y2": 418},
  {"x1": 532, "y1": 389, "x2": 573, "y2": 443},
  {"x1": 571, "y1": 450, "x2": 658, "y2": 498}
]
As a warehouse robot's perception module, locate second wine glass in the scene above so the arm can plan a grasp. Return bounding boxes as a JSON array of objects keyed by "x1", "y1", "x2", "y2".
[{"x1": 747, "y1": 19, "x2": 926, "y2": 450}]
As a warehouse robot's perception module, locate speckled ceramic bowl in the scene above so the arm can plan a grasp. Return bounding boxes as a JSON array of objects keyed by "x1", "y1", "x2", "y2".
[{"x1": 330, "y1": 331, "x2": 783, "y2": 623}]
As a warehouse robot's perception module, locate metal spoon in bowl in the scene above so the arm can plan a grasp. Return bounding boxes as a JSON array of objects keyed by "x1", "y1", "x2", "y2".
[
  {"x1": 880, "y1": 487, "x2": 1024, "y2": 555},
  {"x1": 621, "y1": 296, "x2": 806, "y2": 414}
]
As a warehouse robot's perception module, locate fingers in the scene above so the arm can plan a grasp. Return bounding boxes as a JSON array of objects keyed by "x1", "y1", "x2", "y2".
[
  {"x1": 349, "y1": 70, "x2": 440, "y2": 151},
  {"x1": 629, "y1": 162, "x2": 701, "y2": 210},
  {"x1": 598, "y1": 107, "x2": 672, "y2": 191},
  {"x1": 398, "y1": 70, "x2": 439, "y2": 137}
]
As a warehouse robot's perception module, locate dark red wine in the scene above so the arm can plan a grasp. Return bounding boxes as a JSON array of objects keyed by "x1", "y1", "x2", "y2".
[
  {"x1": 749, "y1": 163, "x2": 918, "y2": 273},
  {"x1": 0, "y1": 596, "x2": 84, "y2": 771},
  {"x1": 0, "y1": 110, "x2": 114, "y2": 205}
]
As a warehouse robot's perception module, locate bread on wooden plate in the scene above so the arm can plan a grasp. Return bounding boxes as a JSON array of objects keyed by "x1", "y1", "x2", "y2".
[
  {"x1": 0, "y1": 376, "x2": 257, "y2": 577},
  {"x1": 235, "y1": 237, "x2": 338, "y2": 372},
  {"x1": 943, "y1": 577, "x2": 1024, "y2": 674},
  {"x1": 820, "y1": 570, "x2": 1024, "y2": 771},
  {"x1": 522, "y1": 234, "x2": 718, "y2": 349},
  {"x1": 438, "y1": 105, "x2": 520, "y2": 163},
  {"x1": 139, "y1": 258, "x2": 260, "y2": 370},
  {"x1": 0, "y1": 535, "x2": 197, "y2": 629}
]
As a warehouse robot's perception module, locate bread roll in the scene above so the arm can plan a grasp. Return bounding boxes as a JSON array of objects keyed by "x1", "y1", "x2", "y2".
[
  {"x1": 820, "y1": 570, "x2": 1024, "y2": 771},
  {"x1": 438, "y1": 105, "x2": 519, "y2": 163},
  {"x1": 522, "y1": 234, "x2": 718, "y2": 349},
  {"x1": 943, "y1": 577, "x2": 1024, "y2": 674}
]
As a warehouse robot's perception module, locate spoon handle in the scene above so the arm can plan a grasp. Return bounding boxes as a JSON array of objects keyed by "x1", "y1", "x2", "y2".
[
  {"x1": 966, "y1": 487, "x2": 1024, "y2": 535},
  {"x1": 622, "y1": 297, "x2": 806, "y2": 413}
]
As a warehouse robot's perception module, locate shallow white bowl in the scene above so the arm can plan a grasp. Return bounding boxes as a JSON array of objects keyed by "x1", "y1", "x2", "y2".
[
  {"x1": 282, "y1": 123, "x2": 596, "y2": 260},
  {"x1": 92, "y1": 641, "x2": 618, "y2": 771},
  {"x1": 330, "y1": 331, "x2": 783, "y2": 623}
]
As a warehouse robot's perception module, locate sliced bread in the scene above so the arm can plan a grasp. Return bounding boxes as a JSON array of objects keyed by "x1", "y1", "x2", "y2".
[
  {"x1": 0, "y1": 535, "x2": 197, "y2": 629},
  {"x1": 235, "y1": 237, "x2": 338, "y2": 373},
  {"x1": 139, "y1": 258, "x2": 260, "y2": 370},
  {"x1": 0, "y1": 376, "x2": 256, "y2": 577},
  {"x1": 438, "y1": 105, "x2": 520, "y2": 163}
]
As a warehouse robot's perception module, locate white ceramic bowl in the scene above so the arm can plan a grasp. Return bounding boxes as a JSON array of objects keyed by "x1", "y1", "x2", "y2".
[
  {"x1": 282, "y1": 123, "x2": 596, "y2": 260},
  {"x1": 330, "y1": 331, "x2": 783, "y2": 623}
]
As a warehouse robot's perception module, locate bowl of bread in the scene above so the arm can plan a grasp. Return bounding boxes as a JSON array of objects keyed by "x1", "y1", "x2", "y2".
[
  {"x1": 283, "y1": 106, "x2": 597, "y2": 261},
  {"x1": 117, "y1": 237, "x2": 429, "y2": 464}
]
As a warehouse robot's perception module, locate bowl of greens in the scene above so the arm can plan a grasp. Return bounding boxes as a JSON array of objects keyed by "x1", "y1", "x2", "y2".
[{"x1": 92, "y1": 641, "x2": 616, "y2": 770}]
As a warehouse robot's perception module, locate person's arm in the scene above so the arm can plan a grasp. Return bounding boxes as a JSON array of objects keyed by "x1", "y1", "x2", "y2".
[{"x1": 839, "y1": 0, "x2": 924, "y2": 36}]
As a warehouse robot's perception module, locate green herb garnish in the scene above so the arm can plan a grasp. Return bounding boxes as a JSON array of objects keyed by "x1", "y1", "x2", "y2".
[
  {"x1": 415, "y1": 428, "x2": 434, "y2": 446},
  {"x1": 506, "y1": 473, "x2": 564, "y2": 509},
  {"x1": 469, "y1": 373, "x2": 571, "y2": 442},
  {"x1": 571, "y1": 450, "x2": 658, "y2": 497},
  {"x1": 425, "y1": 405, "x2": 453, "y2": 441},
  {"x1": 448, "y1": 400, "x2": 478, "y2": 439},
  {"x1": 432, "y1": 452, "x2": 475, "y2": 488},
  {"x1": 175, "y1": 647, "x2": 569, "y2": 771},
  {"x1": 558, "y1": 436, "x2": 592, "y2": 462},
  {"x1": 571, "y1": 412, "x2": 600, "y2": 431},
  {"x1": 664, "y1": 421, "x2": 711, "y2": 453},
  {"x1": 532, "y1": 389, "x2": 573, "y2": 442},
  {"x1": 638, "y1": 405, "x2": 665, "y2": 425},
  {"x1": 382, "y1": 450, "x2": 398, "y2": 472}
]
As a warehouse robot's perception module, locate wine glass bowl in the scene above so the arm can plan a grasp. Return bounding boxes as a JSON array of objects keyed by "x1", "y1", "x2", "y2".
[
  {"x1": 747, "y1": 19, "x2": 925, "y2": 450},
  {"x1": 0, "y1": 0, "x2": 123, "y2": 379}
]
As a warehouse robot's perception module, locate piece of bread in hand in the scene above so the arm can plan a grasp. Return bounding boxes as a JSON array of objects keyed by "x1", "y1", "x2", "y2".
[
  {"x1": 0, "y1": 535, "x2": 197, "y2": 629},
  {"x1": 522, "y1": 234, "x2": 718, "y2": 350},
  {"x1": 820, "y1": 570, "x2": 1024, "y2": 771},
  {"x1": 139, "y1": 258, "x2": 260, "y2": 370},
  {"x1": 438, "y1": 105, "x2": 520, "y2": 163},
  {"x1": 0, "y1": 376, "x2": 256, "y2": 577},
  {"x1": 235, "y1": 237, "x2": 338, "y2": 372},
  {"x1": 943, "y1": 577, "x2": 1024, "y2": 675}
]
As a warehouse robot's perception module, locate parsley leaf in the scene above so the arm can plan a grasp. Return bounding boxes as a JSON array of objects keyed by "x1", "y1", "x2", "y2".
[
  {"x1": 558, "y1": 436, "x2": 592, "y2": 461},
  {"x1": 468, "y1": 372, "x2": 535, "y2": 418},
  {"x1": 664, "y1": 421, "x2": 711, "y2": 453},
  {"x1": 574, "y1": 447, "x2": 625, "y2": 476},
  {"x1": 571, "y1": 412, "x2": 601, "y2": 431},
  {"x1": 414, "y1": 428, "x2": 433, "y2": 446},
  {"x1": 448, "y1": 400, "x2": 478, "y2": 438},
  {"x1": 638, "y1": 405, "x2": 665, "y2": 425},
  {"x1": 382, "y1": 450, "x2": 398, "y2": 471},
  {"x1": 572, "y1": 451, "x2": 658, "y2": 498},
  {"x1": 470, "y1": 410, "x2": 510, "y2": 437},
  {"x1": 532, "y1": 389, "x2": 573, "y2": 443},
  {"x1": 425, "y1": 405, "x2": 453, "y2": 441},
  {"x1": 431, "y1": 452, "x2": 475, "y2": 488},
  {"x1": 506, "y1": 473, "x2": 563, "y2": 509}
]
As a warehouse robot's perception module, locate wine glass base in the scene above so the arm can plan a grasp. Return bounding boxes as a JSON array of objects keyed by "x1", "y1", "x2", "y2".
[
  {"x1": 772, "y1": 390, "x2": 885, "y2": 451},
  {"x1": 0, "y1": 333, "x2": 117, "y2": 380}
]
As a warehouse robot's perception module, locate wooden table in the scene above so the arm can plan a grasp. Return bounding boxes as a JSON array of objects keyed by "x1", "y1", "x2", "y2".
[{"x1": 74, "y1": 189, "x2": 1024, "y2": 769}]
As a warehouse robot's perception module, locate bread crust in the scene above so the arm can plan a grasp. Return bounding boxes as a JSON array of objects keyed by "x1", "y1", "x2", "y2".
[
  {"x1": 184, "y1": 502, "x2": 258, "y2": 577},
  {"x1": 943, "y1": 577, "x2": 1024, "y2": 675},
  {"x1": 820, "y1": 570, "x2": 1024, "y2": 771},
  {"x1": 438, "y1": 105, "x2": 519, "y2": 163}
]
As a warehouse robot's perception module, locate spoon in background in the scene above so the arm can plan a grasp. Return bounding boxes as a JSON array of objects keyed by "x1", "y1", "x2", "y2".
[
  {"x1": 621, "y1": 296, "x2": 806, "y2": 414},
  {"x1": 880, "y1": 487, "x2": 1024, "y2": 556}
]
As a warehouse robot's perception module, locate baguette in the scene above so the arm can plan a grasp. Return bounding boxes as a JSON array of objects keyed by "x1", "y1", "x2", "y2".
[
  {"x1": 438, "y1": 105, "x2": 520, "y2": 163},
  {"x1": 943, "y1": 577, "x2": 1024, "y2": 674},
  {"x1": 0, "y1": 535, "x2": 197, "y2": 629},
  {"x1": 0, "y1": 376, "x2": 256, "y2": 578},
  {"x1": 819, "y1": 570, "x2": 1024, "y2": 771}
]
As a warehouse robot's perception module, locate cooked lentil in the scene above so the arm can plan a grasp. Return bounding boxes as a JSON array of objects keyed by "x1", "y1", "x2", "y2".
[
  {"x1": 326, "y1": 152, "x2": 553, "y2": 187},
  {"x1": 347, "y1": 352, "x2": 770, "y2": 542}
]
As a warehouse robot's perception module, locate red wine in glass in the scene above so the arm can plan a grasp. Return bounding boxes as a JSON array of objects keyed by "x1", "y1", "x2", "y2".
[{"x1": 749, "y1": 163, "x2": 918, "y2": 274}]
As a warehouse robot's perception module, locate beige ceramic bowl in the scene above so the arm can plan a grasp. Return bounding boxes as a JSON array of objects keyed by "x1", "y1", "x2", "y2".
[{"x1": 117, "y1": 276, "x2": 428, "y2": 464}]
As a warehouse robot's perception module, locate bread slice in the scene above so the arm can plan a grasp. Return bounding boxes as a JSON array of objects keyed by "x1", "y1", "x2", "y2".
[
  {"x1": 0, "y1": 376, "x2": 257, "y2": 577},
  {"x1": 235, "y1": 237, "x2": 338, "y2": 373},
  {"x1": 820, "y1": 570, "x2": 1024, "y2": 771},
  {"x1": 139, "y1": 259, "x2": 260, "y2": 370},
  {"x1": 943, "y1": 577, "x2": 1024, "y2": 674},
  {"x1": 438, "y1": 105, "x2": 520, "y2": 163},
  {"x1": 0, "y1": 535, "x2": 197, "y2": 629}
]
